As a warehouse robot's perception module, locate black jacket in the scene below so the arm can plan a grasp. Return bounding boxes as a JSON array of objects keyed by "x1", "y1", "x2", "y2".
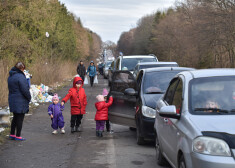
[
  {"x1": 77, "y1": 64, "x2": 86, "y2": 77},
  {"x1": 8, "y1": 67, "x2": 31, "y2": 113}
]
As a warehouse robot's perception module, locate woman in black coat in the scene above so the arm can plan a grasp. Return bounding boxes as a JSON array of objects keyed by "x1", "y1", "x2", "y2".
[{"x1": 8, "y1": 62, "x2": 31, "y2": 141}]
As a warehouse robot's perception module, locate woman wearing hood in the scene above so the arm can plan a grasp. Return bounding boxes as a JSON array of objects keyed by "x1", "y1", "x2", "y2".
[
  {"x1": 8, "y1": 62, "x2": 31, "y2": 141},
  {"x1": 61, "y1": 77, "x2": 87, "y2": 133},
  {"x1": 86, "y1": 61, "x2": 96, "y2": 87}
]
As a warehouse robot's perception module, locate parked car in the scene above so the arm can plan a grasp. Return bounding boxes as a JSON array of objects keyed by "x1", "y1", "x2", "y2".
[
  {"x1": 133, "y1": 62, "x2": 179, "y2": 78},
  {"x1": 155, "y1": 69, "x2": 235, "y2": 168},
  {"x1": 108, "y1": 55, "x2": 158, "y2": 86},
  {"x1": 103, "y1": 61, "x2": 112, "y2": 79},
  {"x1": 108, "y1": 67, "x2": 194, "y2": 145}
]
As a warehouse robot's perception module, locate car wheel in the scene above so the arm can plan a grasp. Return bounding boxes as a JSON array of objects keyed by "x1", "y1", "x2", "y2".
[
  {"x1": 155, "y1": 134, "x2": 167, "y2": 166},
  {"x1": 136, "y1": 125, "x2": 145, "y2": 145},
  {"x1": 179, "y1": 155, "x2": 186, "y2": 168}
]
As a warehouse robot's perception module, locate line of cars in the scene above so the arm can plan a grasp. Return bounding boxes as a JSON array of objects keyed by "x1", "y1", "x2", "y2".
[{"x1": 103, "y1": 55, "x2": 235, "y2": 167}]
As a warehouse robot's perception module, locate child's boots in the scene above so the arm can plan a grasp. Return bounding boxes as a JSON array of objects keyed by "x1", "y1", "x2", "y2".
[
  {"x1": 96, "y1": 130, "x2": 99, "y2": 137},
  {"x1": 71, "y1": 127, "x2": 75, "y2": 133},
  {"x1": 98, "y1": 130, "x2": 103, "y2": 137}
]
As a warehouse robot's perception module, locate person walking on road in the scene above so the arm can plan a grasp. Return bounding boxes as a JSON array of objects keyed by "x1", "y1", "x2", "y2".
[
  {"x1": 48, "y1": 93, "x2": 65, "y2": 134},
  {"x1": 95, "y1": 94, "x2": 113, "y2": 137},
  {"x1": 8, "y1": 62, "x2": 31, "y2": 141},
  {"x1": 86, "y1": 61, "x2": 96, "y2": 87},
  {"x1": 77, "y1": 60, "x2": 86, "y2": 82},
  {"x1": 61, "y1": 77, "x2": 87, "y2": 133}
]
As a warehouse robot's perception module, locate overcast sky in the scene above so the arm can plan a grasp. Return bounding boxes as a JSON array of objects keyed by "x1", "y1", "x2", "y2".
[{"x1": 59, "y1": 0, "x2": 176, "y2": 43}]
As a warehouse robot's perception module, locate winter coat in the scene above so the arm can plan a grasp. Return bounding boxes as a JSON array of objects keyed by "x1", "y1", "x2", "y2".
[
  {"x1": 95, "y1": 97, "x2": 113, "y2": 121},
  {"x1": 87, "y1": 65, "x2": 96, "y2": 77},
  {"x1": 77, "y1": 64, "x2": 86, "y2": 77},
  {"x1": 48, "y1": 103, "x2": 64, "y2": 116},
  {"x1": 62, "y1": 77, "x2": 87, "y2": 115},
  {"x1": 8, "y1": 67, "x2": 31, "y2": 114}
]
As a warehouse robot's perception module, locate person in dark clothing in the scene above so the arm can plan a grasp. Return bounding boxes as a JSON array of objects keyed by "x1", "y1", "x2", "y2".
[
  {"x1": 87, "y1": 61, "x2": 97, "y2": 87},
  {"x1": 8, "y1": 62, "x2": 31, "y2": 141},
  {"x1": 77, "y1": 61, "x2": 86, "y2": 82}
]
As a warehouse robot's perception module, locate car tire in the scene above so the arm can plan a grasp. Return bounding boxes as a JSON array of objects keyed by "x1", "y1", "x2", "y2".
[
  {"x1": 155, "y1": 134, "x2": 167, "y2": 166},
  {"x1": 179, "y1": 155, "x2": 186, "y2": 168},
  {"x1": 136, "y1": 125, "x2": 145, "y2": 145}
]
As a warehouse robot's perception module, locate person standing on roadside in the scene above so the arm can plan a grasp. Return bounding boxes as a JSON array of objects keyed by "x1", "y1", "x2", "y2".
[
  {"x1": 61, "y1": 77, "x2": 87, "y2": 133},
  {"x1": 77, "y1": 60, "x2": 86, "y2": 82},
  {"x1": 8, "y1": 62, "x2": 31, "y2": 141},
  {"x1": 86, "y1": 61, "x2": 96, "y2": 87}
]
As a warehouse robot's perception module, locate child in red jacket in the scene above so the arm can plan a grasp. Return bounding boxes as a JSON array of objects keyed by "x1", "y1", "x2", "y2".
[
  {"x1": 61, "y1": 77, "x2": 87, "y2": 133},
  {"x1": 95, "y1": 94, "x2": 113, "y2": 137}
]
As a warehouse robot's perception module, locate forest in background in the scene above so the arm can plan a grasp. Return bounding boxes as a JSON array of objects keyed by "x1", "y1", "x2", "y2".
[
  {"x1": 0, "y1": 0, "x2": 102, "y2": 106},
  {"x1": 117, "y1": 0, "x2": 235, "y2": 69}
]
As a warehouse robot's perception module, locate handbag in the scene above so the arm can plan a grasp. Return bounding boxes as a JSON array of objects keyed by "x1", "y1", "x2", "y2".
[
  {"x1": 94, "y1": 75, "x2": 98, "y2": 84},
  {"x1": 84, "y1": 76, "x2": 89, "y2": 85}
]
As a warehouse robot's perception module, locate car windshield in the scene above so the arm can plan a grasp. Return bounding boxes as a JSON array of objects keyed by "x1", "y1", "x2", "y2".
[
  {"x1": 121, "y1": 57, "x2": 157, "y2": 71},
  {"x1": 140, "y1": 64, "x2": 178, "y2": 69},
  {"x1": 189, "y1": 76, "x2": 235, "y2": 115},
  {"x1": 144, "y1": 71, "x2": 181, "y2": 94}
]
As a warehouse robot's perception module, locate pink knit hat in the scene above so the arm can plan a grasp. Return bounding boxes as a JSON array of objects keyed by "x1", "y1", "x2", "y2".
[
  {"x1": 52, "y1": 93, "x2": 59, "y2": 101},
  {"x1": 96, "y1": 95, "x2": 104, "y2": 102},
  {"x1": 102, "y1": 88, "x2": 109, "y2": 96}
]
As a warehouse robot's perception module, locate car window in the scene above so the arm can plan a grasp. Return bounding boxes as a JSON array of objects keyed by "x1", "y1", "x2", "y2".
[
  {"x1": 137, "y1": 71, "x2": 143, "y2": 92},
  {"x1": 115, "y1": 58, "x2": 120, "y2": 70},
  {"x1": 189, "y1": 76, "x2": 235, "y2": 115},
  {"x1": 143, "y1": 71, "x2": 181, "y2": 94},
  {"x1": 140, "y1": 64, "x2": 178, "y2": 69},
  {"x1": 111, "y1": 61, "x2": 115, "y2": 69},
  {"x1": 121, "y1": 57, "x2": 157, "y2": 71},
  {"x1": 164, "y1": 78, "x2": 179, "y2": 105},
  {"x1": 172, "y1": 80, "x2": 183, "y2": 114}
]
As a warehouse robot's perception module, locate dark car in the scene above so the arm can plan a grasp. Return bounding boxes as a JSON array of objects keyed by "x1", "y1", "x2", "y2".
[
  {"x1": 133, "y1": 62, "x2": 179, "y2": 78},
  {"x1": 108, "y1": 67, "x2": 194, "y2": 145}
]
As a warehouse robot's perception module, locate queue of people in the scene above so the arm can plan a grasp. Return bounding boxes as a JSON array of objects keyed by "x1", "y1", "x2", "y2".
[{"x1": 8, "y1": 60, "x2": 112, "y2": 141}]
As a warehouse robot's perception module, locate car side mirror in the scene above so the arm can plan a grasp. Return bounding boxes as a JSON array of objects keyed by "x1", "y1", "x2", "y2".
[
  {"x1": 159, "y1": 105, "x2": 180, "y2": 119},
  {"x1": 124, "y1": 88, "x2": 138, "y2": 96}
]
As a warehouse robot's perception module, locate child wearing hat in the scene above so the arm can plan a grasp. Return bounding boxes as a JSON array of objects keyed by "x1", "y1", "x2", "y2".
[
  {"x1": 95, "y1": 89, "x2": 113, "y2": 137},
  {"x1": 48, "y1": 93, "x2": 65, "y2": 134},
  {"x1": 61, "y1": 77, "x2": 87, "y2": 133}
]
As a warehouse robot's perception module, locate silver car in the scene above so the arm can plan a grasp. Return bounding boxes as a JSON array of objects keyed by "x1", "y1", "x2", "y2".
[{"x1": 154, "y1": 69, "x2": 235, "y2": 168}]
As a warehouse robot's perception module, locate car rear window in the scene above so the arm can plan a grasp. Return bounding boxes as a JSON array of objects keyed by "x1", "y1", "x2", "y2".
[
  {"x1": 121, "y1": 57, "x2": 157, "y2": 71},
  {"x1": 143, "y1": 71, "x2": 181, "y2": 94},
  {"x1": 140, "y1": 64, "x2": 178, "y2": 69}
]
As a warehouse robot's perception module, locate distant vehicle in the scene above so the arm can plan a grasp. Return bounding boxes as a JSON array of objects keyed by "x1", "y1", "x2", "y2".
[
  {"x1": 107, "y1": 67, "x2": 194, "y2": 145},
  {"x1": 133, "y1": 62, "x2": 179, "y2": 78},
  {"x1": 108, "y1": 55, "x2": 158, "y2": 86},
  {"x1": 155, "y1": 69, "x2": 235, "y2": 168},
  {"x1": 103, "y1": 61, "x2": 112, "y2": 79}
]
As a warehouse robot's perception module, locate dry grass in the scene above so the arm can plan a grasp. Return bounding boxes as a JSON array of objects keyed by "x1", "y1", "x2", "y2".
[{"x1": 0, "y1": 59, "x2": 77, "y2": 107}]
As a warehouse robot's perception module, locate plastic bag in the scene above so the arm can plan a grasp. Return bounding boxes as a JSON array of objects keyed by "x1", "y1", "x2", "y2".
[
  {"x1": 84, "y1": 76, "x2": 89, "y2": 85},
  {"x1": 94, "y1": 75, "x2": 98, "y2": 84}
]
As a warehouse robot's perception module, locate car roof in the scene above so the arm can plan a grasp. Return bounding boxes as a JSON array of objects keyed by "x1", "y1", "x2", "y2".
[
  {"x1": 136, "y1": 62, "x2": 178, "y2": 66},
  {"x1": 143, "y1": 67, "x2": 195, "y2": 73},
  {"x1": 120, "y1": 55, "x2": 157, "y2": 59},
  {"x1": 179, "y1": 68, "x2": 235, "y2": 78}
]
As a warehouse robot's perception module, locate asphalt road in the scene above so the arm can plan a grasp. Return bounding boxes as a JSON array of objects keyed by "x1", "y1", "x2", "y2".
[{"x1": 0, "y1": 75, "x2": 170, "y2": 168}]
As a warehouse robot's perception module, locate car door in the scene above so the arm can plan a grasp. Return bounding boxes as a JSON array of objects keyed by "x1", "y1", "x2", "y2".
[
  {"x1": 108, "y1": 70, "x2": 137, "y2": 128},
  {"x1": 161, "y1": 78, "x2": 183, "y2": 165},
  {"x1": 158, "y1": 78, "x2": 180, "y2": 158}
]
